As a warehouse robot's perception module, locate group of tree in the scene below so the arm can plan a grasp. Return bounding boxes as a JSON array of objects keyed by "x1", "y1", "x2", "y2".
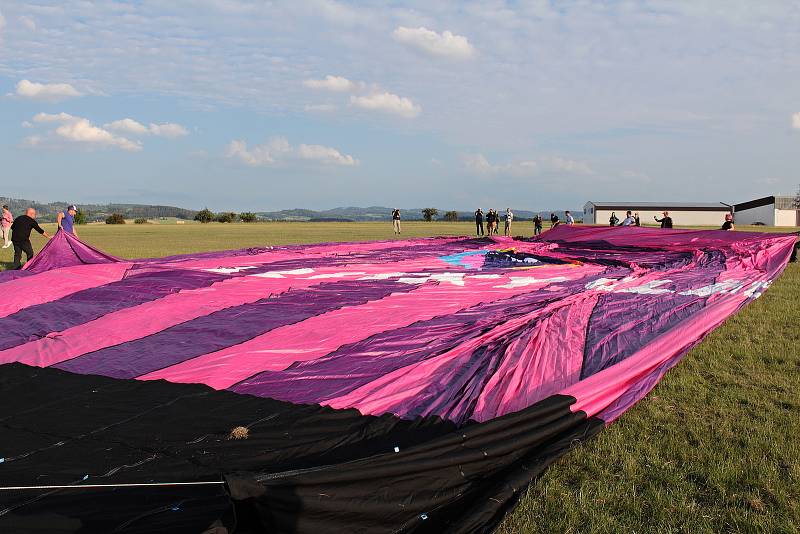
[
  {"x1": 105, "y1": 213, "x2": 126, "y2": 224},
  {"x1": 215, "y1": 212, "x2": 238, "y2": 223},
  {"x1": 194, "y1": 208, "x2": 215, "y2": 223},
  {"x1": 194, "y1": 208, "x2": 259, "y2": 223},
  {"x1": 421, "y1": 208, "x2": 439, "y2": 222}
]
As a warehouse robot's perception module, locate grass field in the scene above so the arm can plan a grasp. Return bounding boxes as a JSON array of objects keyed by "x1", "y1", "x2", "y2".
[{"x1": 2, "y1": 222, "x2": 798, "y2": 532}]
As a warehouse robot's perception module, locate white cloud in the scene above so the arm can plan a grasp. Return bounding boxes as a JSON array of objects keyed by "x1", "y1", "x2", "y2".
[
  {"x1": 225, "y1": 137, "x2": 290, "y2": 166},
  {"x1": 147, "y1": 122, "x2": 189, "y2": 138},
  {"x1": 226, "y1": 137, "x2": 357, "y2": 167},
  {"x1": 303, "y1": 75, "x2": 357, "y2": 92},
  {"x1": 105, "y1": 118, "x2": 149, "y2": 135},
  {"x1": 28, "y1": 112, "x2": 141, "y2": 151},
  {"x1": 55, "y1": 118, "x2": 141, "y2": 151},
  {"x1": 464, "y1": 153, "x2": 592, "y2": 176},
  {"x1": 15, "y1": 79, "x2": 82, "y2": 101},
  {"x1": 302, "y1": 0, "x2": 370, "y2": 26},
  {"x1": 464, "y1": 153, "x2": 536, "y2": 175},
  {"x1": 21, "y1": 135, "x2": 43, "y2": 148},
  {"x1": 19, "y1": 15, "x2": 36, "y2": 31},
  {"x1": 0, "y1": 10, "x2": 5, "y2": 33},
  {"x1": 350, "y1": 92, "x2": 421, "y2": 118},
  {"x1": 296, "y1": 144, "x2": 357, "y2": 166},
  {"x1": 105, "y1": 118, "x2": 188, "y2": 138},
  {"x1": 792, "y1": 112, "x2": 800, "y2": 130},
  {"x1": 540, "y1": 155, "x2": 593, "y2": 175},
  {"x1": 33, "y1": 112, "x2": 78, "y2": 123},
  {"x1": 392, "y1": 26, "x2": 475, "y2": 59}
]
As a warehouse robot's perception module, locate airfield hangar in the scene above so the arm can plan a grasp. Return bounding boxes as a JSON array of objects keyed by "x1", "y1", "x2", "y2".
[
  {"x1": 584, "y1": 194, "x2": 799, "y2": 227},
  {"x1": 582, "y1": 201, "x2": 729, "y2": 226}
]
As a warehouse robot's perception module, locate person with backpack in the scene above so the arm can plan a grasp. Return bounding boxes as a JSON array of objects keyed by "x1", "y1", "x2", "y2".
[{"x1": 391, "y1": 208, "x2": 401, "y2": 235}]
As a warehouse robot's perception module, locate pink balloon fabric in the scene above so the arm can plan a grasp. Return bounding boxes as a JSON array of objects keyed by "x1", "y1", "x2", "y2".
[{"x1": 0, "y1": 226, "x2": 795, "y2": 425}]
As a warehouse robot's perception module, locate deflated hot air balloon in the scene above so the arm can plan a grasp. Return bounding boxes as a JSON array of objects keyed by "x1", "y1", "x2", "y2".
[{"x1": 0, "y1": 226, "x2": 795, "y2": 532}]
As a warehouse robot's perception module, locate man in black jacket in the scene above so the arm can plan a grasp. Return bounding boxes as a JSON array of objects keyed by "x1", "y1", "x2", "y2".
[
  {"x1": 11, "y1": 208, "x2": 51, "y2": 268},
  {"x1": 654, "y1": 211, "x2": 673, "y2": 229},
  {"x1": 474, "y1": 208, "x2": 484, "y2": 236}
]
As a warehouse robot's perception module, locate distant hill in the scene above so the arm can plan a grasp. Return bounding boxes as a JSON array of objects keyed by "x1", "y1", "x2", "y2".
[
  {"x1": 1, "y1": 198, "x2": 581, "y2": 223},
  {"x1": 0, "y1": 197, "x2": 197, "y2": 223}
]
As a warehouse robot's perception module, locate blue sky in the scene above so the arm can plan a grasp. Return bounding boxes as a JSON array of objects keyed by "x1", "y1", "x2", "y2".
[{"x1": 1, "y1": 1, "x2": 799, "y2": 211}]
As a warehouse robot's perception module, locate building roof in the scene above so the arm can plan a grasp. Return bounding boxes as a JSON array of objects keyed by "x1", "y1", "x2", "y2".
[
  {"x1": 734, "y1": 196, "x2": 774, "y2": 211},
  {"x1": 734, "y1": 195, "x2": 798, "y2": 211},
  {"x1": 585, "y1": 201, "x2": 729, "y2": 211}
]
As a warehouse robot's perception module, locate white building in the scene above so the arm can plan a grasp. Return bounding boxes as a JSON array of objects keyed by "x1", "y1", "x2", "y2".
[
  {"x1": 583, "y1": 201, "x2": 730, "y2": 226},
  {"x1": 733, "y1": 195, "x2": 800, "y2": 227}
]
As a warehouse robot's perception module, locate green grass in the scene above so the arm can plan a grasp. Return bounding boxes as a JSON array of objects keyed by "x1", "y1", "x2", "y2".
[{"x1": 2, "y1": 222, "x2": 798, "y2": 532}]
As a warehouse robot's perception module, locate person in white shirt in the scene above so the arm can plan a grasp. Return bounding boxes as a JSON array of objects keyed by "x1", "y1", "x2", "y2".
[
  {"x1": 620, "y1": 210, "x2": 636, "y2": 226},
  {"x1": 565, "y1": 211, "x2": 575, "y2": 225},
  {"x1": 504, "y1": 208, "x2": 514, "y2": 236}
]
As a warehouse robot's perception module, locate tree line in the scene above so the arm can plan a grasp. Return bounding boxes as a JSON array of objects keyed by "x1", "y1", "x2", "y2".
[{"x1": 193, "y1": 209, "x2": 258, "y2": 223}]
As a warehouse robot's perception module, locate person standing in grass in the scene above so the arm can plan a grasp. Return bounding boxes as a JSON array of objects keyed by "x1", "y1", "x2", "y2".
[
  {"x1": 475, "y1": 208, "x2": 484, "y2": 236},
  {"x1": 654, "y1": 211, "x2": 673, "y2": 228},
  {"x1": 533, "y1": 214, "x2": 543, "y2": 236},
  {"x1": 504, "y1": 208, "x2": 514, "y2": 236},
  {"x1": 391, "y1": 208, "x2": 401, "y2": 235},
  {"x1": 486, "y1": 209, "x2": 495, "y2": 235},
  {"x1": 57, "y1": 205, "x2": 78, "y2": 237},
  {"x1": 1, "y1": 205, "x2": 12, "y2": 249},
  {"x1": 11, "y1": 207, "x2": 51, "y2": 269},
  {"x1": 565, "y1": 211, "x2": 575, "y2": 225}
]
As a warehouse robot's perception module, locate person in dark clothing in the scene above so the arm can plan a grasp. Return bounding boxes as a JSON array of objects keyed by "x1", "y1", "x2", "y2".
[
  {"x1": 654, "y1": 211, "x2": 673, "y2": 228},
  {"x1": 609, "y1": 212, "x2": 619, "y2": 226},
  {"x1": 634, "y1": 212, "x2": 641, "y2": 227},
  {"x1": 550, "y1": 213, "x2": 559, "y2": 228},
  {"x1": 474, "y1": 209, "x2": 484, "y2": 236},
  {"x1": 11, "y1": 208, "x2": 51, "y2": 269},
  {"x1": 721, "y1": 213, "x2": 734, "y2": 231},
  {"x1": 533, "y1": 214, "x2": 543, "y2": 236},
  {"x1": 485, "y1": 210, "x2": 495, "y2": 235},
  {"x1": 391, "y1": 209, "x2": 401, "y2": 235}
]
